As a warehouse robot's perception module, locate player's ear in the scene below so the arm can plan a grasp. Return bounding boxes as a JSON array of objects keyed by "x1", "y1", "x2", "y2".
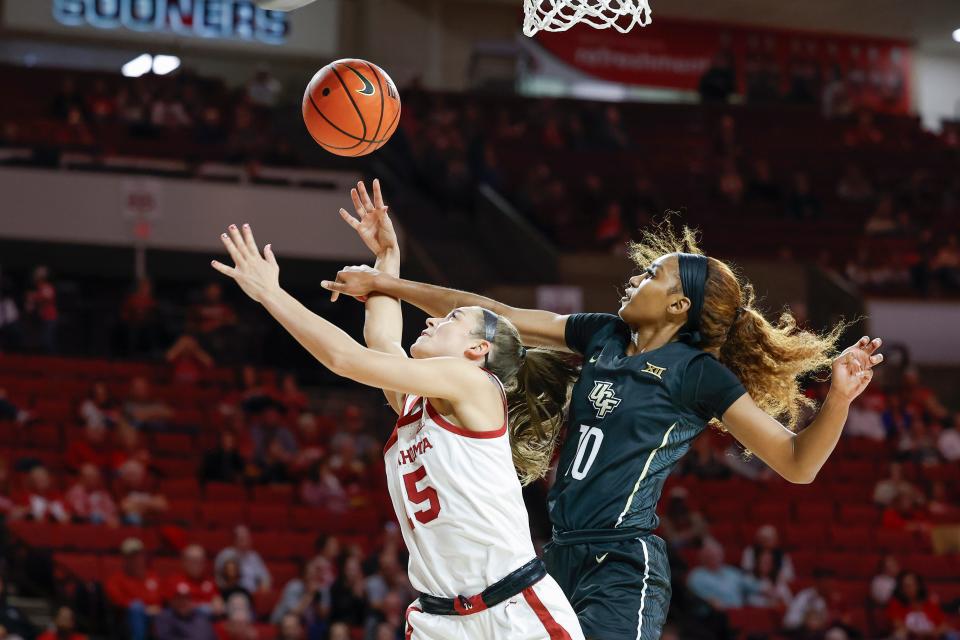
[
  {"x1": 667, "y1": 295, "x2": 691, "y2": 318},
  {"x1": 465, "y1": 340, "x2": 490, "y2": 362}
]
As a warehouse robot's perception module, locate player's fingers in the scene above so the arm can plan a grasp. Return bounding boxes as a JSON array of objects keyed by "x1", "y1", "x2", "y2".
[
  {"x1": 868, "y1": 353, "x2": 884, "y2": 368},
  {"x1": 210, "y1": 260, "x2": 237, "y2": 278},
  {"x1": 860, "y1": 337, "x2": 882, "y2": 355},
  {"x1": 220, "y1": 232, "x2": 245, "y2": 266},
  {"x1": 350, "y1": 188, "x2": 365, "y2": 219},
  {"x1": 339, "y1": 208, "x2": 360, "y2": 230},
  {"x1": 241, "y1": 223, "x2": 260, "y2": 256},
  {"x1": 358, "y1": 181, "x2": 375, "y2": 211},
  {"x1": 330, "y1": 290, "x2": 340, "y2": 302},
  {"x1": 320, "y1": 279, "x2": 349, "y2": 293},
  {"x1": 227, "y1": 225, "x2": 249, "y2": 260},
  {"x1": 372, "y1": 178, "x2": 385, "y2": 210},
  {"x1": 264, "y1": 244, "x2": 278, "y2": 267}
]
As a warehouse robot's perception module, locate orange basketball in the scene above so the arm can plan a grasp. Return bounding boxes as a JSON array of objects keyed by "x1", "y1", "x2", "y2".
[{"x1": 302, "y1": 59, "x2": 401, "y2": 157}]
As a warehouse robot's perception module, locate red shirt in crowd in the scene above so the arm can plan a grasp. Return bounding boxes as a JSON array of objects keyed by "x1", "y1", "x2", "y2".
[
  {"x1": 105, "y1": 571, "x2": 164, "y2": 607},
  {"x1": 166, "y1": 573, "x2": 219, "y2": 606},
  {"x1": 37, "y1": 632, "x2": 86, "y2": 640},
  {"x1": 65, "y1": 440, "x2": 113, "y2": 471},
  {"x1": 886, "y1": 598, "x2": 945, "y2": 634},
  {"x1": 27, "y1": 282, "x2": 58, "y2": 322}
]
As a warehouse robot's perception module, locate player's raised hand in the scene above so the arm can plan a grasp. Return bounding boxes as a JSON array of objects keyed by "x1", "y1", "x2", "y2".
[
  {"x1": 338, "y1": 179, "x2": 399, "y2": 259},
  {"x1": 211, "y1": 223, "x2": 280, "y2": 304},
  {"x1": 829, "y1": 336, "x2": 883, "y2": 403},
  {"x1": 321, "y1": 265, "x2": 380, "y2": 302}
]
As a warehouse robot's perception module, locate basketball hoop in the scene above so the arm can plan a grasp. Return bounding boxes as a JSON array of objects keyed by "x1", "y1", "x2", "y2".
[{"x1": 522, "y1": 0, "x2": 652, "y2": 36}]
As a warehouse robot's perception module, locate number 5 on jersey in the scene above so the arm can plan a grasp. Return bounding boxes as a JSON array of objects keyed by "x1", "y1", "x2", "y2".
[
  {"x1": 569, "y1": 425, "x2": 603, "y2": 480},
  {"x1": 403, "y1": 466, "x2": 441, "y2": 526}
]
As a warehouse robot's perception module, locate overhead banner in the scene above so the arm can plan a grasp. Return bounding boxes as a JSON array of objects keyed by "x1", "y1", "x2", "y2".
[
  {"x1": 532, "y1": 17, "x2": 911, "y2": 113},
  {"x1": 3, "y1": 0, "x2": 339, "y2": 56}
]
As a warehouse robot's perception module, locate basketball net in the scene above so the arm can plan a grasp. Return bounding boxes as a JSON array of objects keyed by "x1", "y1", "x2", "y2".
[{"x1": 522, "y1": 0, "x2": 652, "y2": 36}]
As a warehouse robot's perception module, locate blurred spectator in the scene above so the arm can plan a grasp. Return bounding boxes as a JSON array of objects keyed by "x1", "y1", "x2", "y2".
[
  {"x1": 258, "y1": 438, "x2": 294, "y2": 485},
  {"x1": 37, "y1": 606, "x2": 86, "y2": 640},
  {"x1": 594, "y1": 201, "x2": 626, "y2": 250},
  {"x1": 678, "y1": 437, "x2": 732, "y2": 480},
  {"x1": 0, "y1": 277, "x2": 21, "y2": 351},
  {"x1": 593, "y1": 105, "x2": 629, "y2": 150},
  {"x1": 0, "y1": 388, "x2": 31, "y2": 424},
  {"x1": 105, "y1": 537, "x2": 163, "y2": 640},
  {"x1": 124, "y1": 377, "x2": 174, "y2": 431},
  {"x1": 783, "y1": 568, "x2": 836, "y2": 636},
  {"x1": 881, "y1": 490, "x2": 930, "y2": 533},
  {"x1": 741, "y1": 525, "x2": 795, "y2": 586},
  {"x1": 882, "y1": 395, "x2": 913, "y2": 440},
  {"x1": 330, "y1": 556, "x2": 368, "y2": 626},
  {"x1": 328, "y1": 623, "x2": 350, "y2": 640},
  {"x1": 214, "y1": 526, "x2": 272, "y2": 594},
  {"x1": 885, "y1": 571, "x2": 952, "y2": 639},
  {"x1": 822, "y1": 66, "x2": 853, "y2": 118},
  {"x1": 717, "y1": 159, "x2": 744, "y2": 205},
  {"x1": 276, "y1": 613, "x2": 305, "y2": 640},
  {"x1": 249, "y1": 403, "x2": 297, "y2": 468},
  {"x1": 201, "y1": 430, "x2": 248, "y2": 485},
  {"x1": 873, "y1": 462, "x2": 919, "y2": 507},
  {"x1": 836, "y1": 164, "x2": 875, "y2": 203},
  {"x1": 24, "y1": 266, "x2": 58, "y2": 354},
  {"x1": 189, "y1": 283, "x2": 237, "y2": 358},
  {"x1": 150, "y1": 88, "x2": 192, "y2": 129},
  {"x1": 121, "y1": 278, "x2": 161, "y2": 356},
  {"x1": 246, "y1": 67, "x2": 282, "y2": 110},
  {"x1": 746, "y1": 547, "x2": 793, "y2": 609},
  {"x1": 52, "y1": 78, "x2": 84, "y2": 122},
  {"x1": 698, "y1": 52, "x2": 736, "y2": 104},
  {"x1": 78, "y1": 381, "x2": 121, "y2": 430},
  {"x1": 844, "y1": 110, "x2": 884, "y2": 147},
  {"x1": 745, "y1": 53, "x2": 781, "y2": 103},
  {"x1": 786, "y1": 54, "x2": 820, "y2": 105},
  {"x1": 931, "y1": 234, "x2": 960, "y2": 291},
  {"x1": 214, "y1": 558, "x2": 253, "y2": 613},
  {"x1": 65, "y1": 464, "x2": 119, "y2": 526},
  {"x1": 278, "y1": 373, "x2": 308, "y2": 415},
  {"x1": 65, "y1": 422, "x2": 113, "y2": 471},
  {"x1": 870, "y1": 555, "x2": 900, "y2": 607},
  {"x1": 0, "y1": 572, "x2": 36, "y2": 640},
  {"x1": 166, "y1": 335, "x2": 214, "y2": 386},
  {"x1": 686, "y1": 537, "x2": 761, "y2": 609},
  {"x1": 111, "y1": 424, "x2": 151, "y2": 473},
  {"x1": 214, "y1": 592, "x2": 259, "y2": 640},
  {"x1": 11, "y1": 465, "x2": 69, "y2": 523},
  {"x1": 864, "y1": 195, "x2": 898, "y2": 235},
  {"x1": 269, "y1": 556, "x2": 334, "y2": 625},
  {"x1": 937, "y1": 417, "x2": 960, "y2": 462},
  {"x1": 154, "y1": 583, "x2": 216, "y2": 640},
  {"x1": 86, "y1": 79, "x2": 116, "y2": 126},
  {"x1": 166, "y1": 545, "x2": 223, "y2": 617},
  {"x1": 300, "y1": 460, "x2": 347, "y2": 512},
  {"x1": 745, "y1": 159, "x2": 783, "y2": 207},
  {"x1": 292, "y1": 413, "x2": 325, "y2": 472},
  {"x1": 117, "y1": 460, "x2": 168, "y2": 525},
  {"x1": 844, "y1": 395, "x2": 886, "y2": 441},
  {"x1": 784, "y1": 172, "x2": 822, "y2": 220},
  {"x1": 658, "y1": 486, "x2": 709, "y2": 549}
]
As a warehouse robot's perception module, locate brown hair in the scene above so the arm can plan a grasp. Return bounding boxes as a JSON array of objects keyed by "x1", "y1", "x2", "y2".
[
  {"x1": 471, "y1": 312, "x2": 579, "y2": 485},
  {"x1": 629, "y1": 218, "x2": 845, "y2": 430}
]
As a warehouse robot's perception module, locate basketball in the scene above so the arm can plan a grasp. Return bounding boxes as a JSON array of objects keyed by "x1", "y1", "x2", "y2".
[{"x1": 302, "y1": 59, "x2": 401, "y2": 157}]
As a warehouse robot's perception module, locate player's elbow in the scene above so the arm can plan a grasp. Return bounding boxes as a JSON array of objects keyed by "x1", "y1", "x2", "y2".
[{"x1": 784, "y1": 466, "x2": 817, "y2": 485}]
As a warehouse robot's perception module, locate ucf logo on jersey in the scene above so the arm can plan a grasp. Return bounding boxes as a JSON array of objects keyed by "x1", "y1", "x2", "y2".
[{"x1": 588, "y1": 381, "x2": 621, "y2": 418}]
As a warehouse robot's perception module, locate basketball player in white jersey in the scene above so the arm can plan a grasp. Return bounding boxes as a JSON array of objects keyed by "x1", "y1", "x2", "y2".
[{"x1": 211, "y1": 181, "x2": 584, "y2": 640}]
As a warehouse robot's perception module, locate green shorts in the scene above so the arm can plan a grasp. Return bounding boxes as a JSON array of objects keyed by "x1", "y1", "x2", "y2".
[{"x1": 544, "y1": 531, "x2": 671, "y2": 640}]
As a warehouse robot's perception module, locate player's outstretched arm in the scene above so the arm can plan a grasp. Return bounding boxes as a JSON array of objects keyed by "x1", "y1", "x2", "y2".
[
  {"x1": 337, "y1": 179, "x2": 406, "y2": 414},
  {"x1": 212, "y1": 223, "x2": 489, "y2": 412},
  {"x1": 720, "y1": 336, "x2": 884, "y2": 484}
]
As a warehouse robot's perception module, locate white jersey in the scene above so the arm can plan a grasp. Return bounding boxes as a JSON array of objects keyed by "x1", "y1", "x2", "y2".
[{"x1": 383, "y1": 375, "x2": 537, "y2": 598}]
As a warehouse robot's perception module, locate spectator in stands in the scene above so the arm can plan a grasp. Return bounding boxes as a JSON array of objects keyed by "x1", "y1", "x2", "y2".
[
  {"x1": 105, "y1": 537, "x2": 163, "y2": 640},
  {"x1": 783, "y1": 568, "x2": 840, "y2": 637},
  {"x1": 330, "y1": 556, "x2": 367, "y2": 627},
  {"x1": 864, "y1": 194, "x2": 898, "y2": 236},
  {"x1": 124, "y1": 376, "x2": 174, "y2": 431},
  {"x1": 747, "y1": 547, "x2": 793, "y2": 609},
  {"x1": 593, "y1": 105, "x2": 629, "y2": 150},
  {"x1": 166, "y1": 335, "x2": 214, "y2": 386},
  {"x1": 78, "y1": 381, "x2": 121, "y2": 430},
  {"x1": 677, "y1": 434, "x2": 731, "y2": 480},
  {"x1": 154, "y1": 583, "x2": 216, "y2": 640},
  {"x1": 881, "y1": 490, "x2": 930, "y2": 533},
  {"x1": 65, "y1": 422, "x2": 113, "y2": 471},
  {"x1": 931, "y1": 234, "x2": 960, "y2": 292},
  {"x1": 292, "y1": 413, "x2": 324, "y2": 473},
  {"x1": 276, "y1": 613, "x2": 305, "y2": 640},
  {"x1": 717, "y1": 159, "x2": 745, "y2": 206},
  {"x1": 364, "y1": 590, "x2": 405, "y2": 639},
  {"x1": 257, "y1": 438, "x2": 294, "y2": 485},
  {"x1": 150, "y1": 88, "x2": 192, "y2": 129},
  {"x1": 121, "y1": 278, "x2": 161, "y2": 356},
  {"x1": 278, "y1": 373, "x2": 308, "y2": 415},
  {"x1": 870, "y1": 555, "x2": 900, "y2": 607},
  {"x1": 214, "y1": 526, "x2": 272, "y2": 594},
  {"x1": 698, "y1": 51, "x2": 736, "y2": 104},
  {"x1": 201, "y1": 430, "x2": 248, "y2": 485},
  {"x1": 269, "y1": 556, "x2": 334, "y2": 627},
  {"x1": 885, "y1": 571, "x2": 952, "y2": 639},
  {"x1": 594, "y1": 201, "x2": 626, "y2": 251},
  {"x1": 844, "y1": 110, "x2": 884, "y2": 147},
  {"x1": 300, "y1": 459, "x2": 347, "y2": 512},
  {"x1": 64, "y1": 464, "x2": 119, "y2": 526},
  {"x1": 246, "y1": 66, "x2": 283, "y2": 110},
  {"x1": 937, "y1": 416, "x2": 960, "y2": 462},
  {"x1": 249, "y1": 401, "x2": 296, "y2": 468},
  {"x1": 117, "y1": 460, "x2": 168, "y2": 525},
  {"x1": 37, "y1": 605, "x2": 86, "y2": 640},
  {"x1": 0, "y1": 388, "x2": 31, "y2": 424},
  {"x1": 844, "y1": 394, "x2": 886, "y2": 441},
  {"x1": 167, "y1": 544, "x2": 223, "y2": 617},
  {"x1": 111, "y1": 423, "x2": 151, "y2": 473},
  {"x1": 214, "y1": 558, "x2": 253, "y2": 613},
  {"x1": 24, "y1": 266, "x2": 58, "y2": 354},
  {"x1": 741, "y1": 524, "x2": 795, "y2": 588},
  {"x1": 821, "y1": 66, "x2": 853, "y2": 119},
  {"x1": 0, "y1": 276, "x2": 21, "y2": 352},
  {"x1": 86, "y1": 79, "x2": 116, "y2": 126},
  {"x1": 214, "y1": 592, "x2": 258, "y2": 640},
  {"x1": 784, "y1": 172, "x2": 823, "y2": 220},
  {"x1": 873, "y1": 462, "x2": 919, "y2": 507},
  {"x1": 0, "y1": 572, "x2": 36, "y2": 640},
  {"x1": 926, "y1": 480, "x2": 954, "y2": 518},
  {"x1": 744, "y1": 159, "x2": 783, "y2": 208},
  {"x1": 189, "y1": 283, "x2": 237, "y2": 358},
  {"x1": 327, "y1": 622, "x2": 349, "y2": 640},
  {"x1": 836, "y1": 164, "x2": 875, "y2": 203},
  {"x1": 659, "y1": 486, "x2": 709, "y2": 549},
  {"x1": 882, "y1": 394, "x2": 913, "y2": 440},
  {"x1": 687, "y1": 537, "x2": 762, "y2": 609},
  {"x1": 11, "y1": 465, "x2": 69, "y2": 523}
]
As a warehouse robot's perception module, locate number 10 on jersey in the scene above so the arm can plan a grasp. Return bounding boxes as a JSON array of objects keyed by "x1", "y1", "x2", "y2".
[{"x1": 569, "y1": 425, "x2": 603, "y2": 480}]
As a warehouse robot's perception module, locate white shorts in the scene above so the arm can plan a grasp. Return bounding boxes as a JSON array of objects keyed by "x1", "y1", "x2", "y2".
[{"x1": 404, "y1": 575, "x2": 584, "y2": 640}]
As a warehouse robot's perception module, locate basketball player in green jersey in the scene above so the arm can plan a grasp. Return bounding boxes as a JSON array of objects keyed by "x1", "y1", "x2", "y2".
[{"x1": 323, "y1": 193, "x2": 884, "y2": 640}]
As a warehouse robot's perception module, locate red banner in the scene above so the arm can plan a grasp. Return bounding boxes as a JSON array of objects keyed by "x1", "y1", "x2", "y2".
[{"x1": 533, "y1": 17, "x2": 912, "y2": 113}]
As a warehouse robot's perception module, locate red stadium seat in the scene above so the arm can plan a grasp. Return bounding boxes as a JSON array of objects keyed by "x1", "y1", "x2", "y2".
[
  {"x1": 253, "y1": 589, "x2": 279, "y2": 619},
  {"x1": 247, "y1": 504, "x2": 291, "y2": 530},
  {"x1": 55, "y1": 553, "x2": 102, "y2": 582},
  {"x1": 829, "y1": 525, "x2": 875, "y2": 550},
  {"x1": 781, "y1": 523, "x2": 827, "y2": 549},
  {"x1": 749, "y1": 502, "x2": 792, "y2": 524},
  {"x1": 725, "y1": 607, "x2": 780, "y2": 635},
  {"x1": 819, "y1": 553, "x2": 880, "y2": 579},
  {"x1": 165, "y1": 500, "x2": 199, "y2": 525},
  {"x1": 8, "y1": 520, "x2": 66, "y2": 548},
  {"x1": 252, "y1": 484, "x2": 295, "y2": 503},
  {"x1": 204, "y1": 482, "x2": 247, "y2": 502},
  {"x1": 201, "y1": 502, "x2": 246, "y2": 528},
  {"x1": 875, "y1": 529, "x2": 921, "y2": 552},
  {"x1": 191, "y1": 528, "x2": 233, "y2": 555},
  {"x1": 794, "y1": 501, "x2": 834, "y2": 522},
  {"x1": 151, "y1": 556, "x2": 183, "y2": 577},
  {"x1": 839, "y1": 504, "x2": 880, "y2": 525},
  {"x1": 162, "y1": 478, "x2": 201, "y2": 500}
]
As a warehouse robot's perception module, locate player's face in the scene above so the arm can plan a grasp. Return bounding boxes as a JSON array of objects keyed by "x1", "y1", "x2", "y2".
[
  {"x1": 410, "y1": 307, "x2": 487, "y2": 361},
  {"x1": 618, "y1": 254, "x2": 685, "y2": 327}
]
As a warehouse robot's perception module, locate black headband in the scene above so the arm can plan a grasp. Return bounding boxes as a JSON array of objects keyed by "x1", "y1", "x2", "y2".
[
  {"x1": 481, "y1": 309, "x2": 498, "y2": 368},
  {"x1": 677, "y1": 253, "x2": 708, "y2": 346}
]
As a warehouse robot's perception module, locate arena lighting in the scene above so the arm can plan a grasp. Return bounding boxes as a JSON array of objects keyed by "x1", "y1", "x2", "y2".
[
  {"x1": 953, "y1": 28, "x2": 960, "y2": 43},
  {"x1": 121, "y1": 53, "x2": 153, "y2": 78},
  {"x1": 152, "y1": 55, "x2": 181, "y2": 75}
]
